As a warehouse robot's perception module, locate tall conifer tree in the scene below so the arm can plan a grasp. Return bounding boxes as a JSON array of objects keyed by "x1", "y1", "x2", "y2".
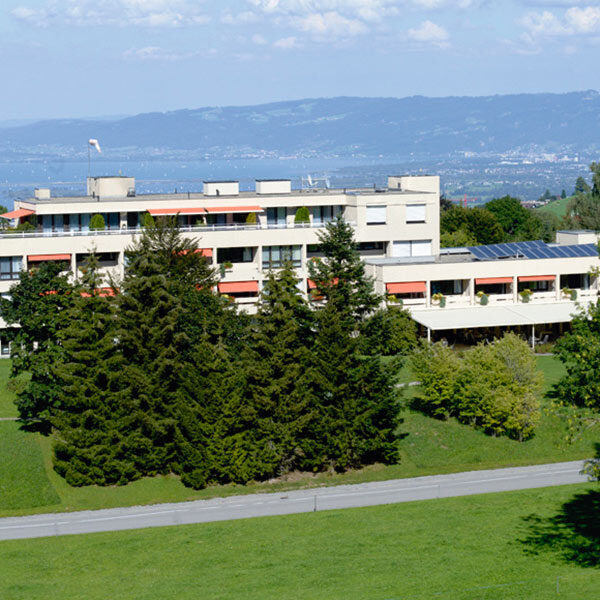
[
  {"x1": 52, "y1": 252, "x2": 130, "y2": 485},
  {"x1": 114, "y1": 218, "x2": 220, "y2": 479},
  {"x1": 239, "y1": 262, "x2": 315, "y2": 480},
  {"x1": 305, "y1": 217, "x2": 401, "y2": 470}
]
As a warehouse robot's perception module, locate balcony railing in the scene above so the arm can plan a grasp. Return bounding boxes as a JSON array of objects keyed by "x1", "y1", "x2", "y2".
[{"x1": 0, "y1": 221, "x2": 355, "y2": 240}]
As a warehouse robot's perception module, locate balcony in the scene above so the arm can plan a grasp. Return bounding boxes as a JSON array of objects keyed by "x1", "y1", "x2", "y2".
[{"x1": 0, "y1": 220, "x2": 355, "y2": 240}]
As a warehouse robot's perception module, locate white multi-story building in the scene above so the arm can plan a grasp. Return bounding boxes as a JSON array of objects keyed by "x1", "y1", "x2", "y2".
[{"x1": 0, "y1": 173, "x2": 598, "y2": 349}]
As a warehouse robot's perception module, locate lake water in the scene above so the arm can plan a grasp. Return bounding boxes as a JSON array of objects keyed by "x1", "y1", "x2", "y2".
[{"x1": 0, "y1": 156, "x2": 411, "y2": 208}]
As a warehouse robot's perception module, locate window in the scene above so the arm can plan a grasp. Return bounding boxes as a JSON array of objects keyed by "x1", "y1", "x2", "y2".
[
  {"x1": 312, "y1": 205, "x2": 342, "y2": 224},
  {"x1": 406, "y1": 204, "x2": 426, "y2": 223},
  {"x1": 307, "y1": 244, "x2": 323, "y2": 257},
  {"x1": 0, "y1": 257, "x2": 22, "y2": 280},
  {"x1": 267, "y1": 207, "x2": 287, "y2": 226},
  {"x1": 366, "y1": 205, "x2": 386, "y2": 225},
  {"x1": 127, "y1": 212, "x2": 139, "y2": 228},
  {"x1": 76, "y1": 252, "x2": 119, "y2": 268},
  {"x1": 392, "y1": 240, "x2": 432, "y2": 258},
  {"x1": 358, "y1": 241, "x2": 385, "y2": 252},
  {"x1": 262, "y1": 245, "x2": 301, "y2": 269},
  {"x1": 42, "y1": 215, "x2": 66, "y2": 232},
  {"x1": 106, "y1": 213, "x2": 120, "y2": 230},
  {"x1": 431, "y1": 280, "x2": 464, "y2": 295},
  {"x1": 217, "y1": 247, "x2": 255, "y2": 263},
  {"x1": 412, "y1": 240, "x2": 432, "y2": 256}
]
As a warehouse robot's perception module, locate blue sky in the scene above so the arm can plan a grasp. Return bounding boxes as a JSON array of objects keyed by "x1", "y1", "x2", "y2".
[{"x1": 1, "y1": 0, "x2": 599, "y2": 119}]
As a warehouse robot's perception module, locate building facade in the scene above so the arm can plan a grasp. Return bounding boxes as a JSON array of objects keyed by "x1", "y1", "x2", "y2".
[{"x1": 0, "y1": 174, "x2": 598, "y2": 347}]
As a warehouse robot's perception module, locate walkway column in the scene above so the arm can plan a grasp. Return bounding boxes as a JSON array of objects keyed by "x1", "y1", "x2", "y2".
[
  {"x1": 513, "y1": 276, "x2": 518, "y2": 304},
  {"x1": 70, "y1": 254, "x2": 77, "y2": 280},
  {"x1": 427, "y1": 327, "x2": 431, "y2": 344},
  {"x1": 555, "y1": 273, "x2": 561, "y2": 301},
  {"x1": 469, "y1": 278, "x2": 475, "y2": 305}
]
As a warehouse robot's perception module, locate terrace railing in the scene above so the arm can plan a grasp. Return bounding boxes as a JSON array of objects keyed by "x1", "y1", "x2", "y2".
[{"x1": 0, "y1": 220, "x2": 355, "y2": 240}]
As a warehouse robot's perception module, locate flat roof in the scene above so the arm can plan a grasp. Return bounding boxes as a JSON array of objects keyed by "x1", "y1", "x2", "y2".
[
  {"x1": 24, "y1": 186, "x2": 413, "y2": 205},
  {"x1": 409, "y1": 301, "x2": 588, "y2": 331}
]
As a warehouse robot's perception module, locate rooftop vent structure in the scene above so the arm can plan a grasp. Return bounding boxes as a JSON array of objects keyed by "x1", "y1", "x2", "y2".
[
  {"x1": 203, "y1": 181, "x2": 239, "y2": 196},
  {"x1": 255, "y1": 179, "x2": 291, "y2": 194}
]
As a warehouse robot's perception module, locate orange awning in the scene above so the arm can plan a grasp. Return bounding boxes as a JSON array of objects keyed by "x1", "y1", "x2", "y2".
[
  {"x1": 475, "y1": 277, "x2": 513, "y2": 285},
  {"x1": 307, "y1": 278, "x2": 339, "y2": 289},
  {"x1": 28, "y1": 254, "x2": 71, "y2": 262},
  {"x1": 218, "y1": 281, "x2": 259, "y2": 293},
  {"x1": 0, "y1": 209, "x2": 35, "y2": 219},
  {"x1": 518, "y1": 275, "x2": 556, "y2": 282},
  {"x1": 386, "y1": 281, "x2": 426, "y2": 294},
  {"x1": 178, "y1": 248, "x2": 213, "y2": 258},
  {"x1": 81, "y1": 288, "x2": 117, "y2": 298},
  {"x1": 148, "y1": 207, "x2": 207, "y2": 216},
  {"x1": 205, "y1": 206, "x2": 263, "y2": 214}
]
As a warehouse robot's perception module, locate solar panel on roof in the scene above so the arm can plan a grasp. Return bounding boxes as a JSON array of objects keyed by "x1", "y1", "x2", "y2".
[{"x1": 468, "y1": 240, "x2": 598, "y2": 261}]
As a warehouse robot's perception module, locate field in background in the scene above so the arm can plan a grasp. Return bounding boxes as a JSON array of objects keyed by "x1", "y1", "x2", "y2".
[
  {"x1": 1, "y1": 484, "x2": 598, "y2": 599},
  {"x1": 537, "y1": 196, "x2": 572, "y2": 218},
  {"x1": 1, "y1": 355, "x2": 596, "y2": 518}
]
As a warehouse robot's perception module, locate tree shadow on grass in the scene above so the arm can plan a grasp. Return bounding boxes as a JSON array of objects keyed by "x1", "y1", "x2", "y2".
[{"x1": 519, "y1": 489, "x2": 600, "y2": 568}]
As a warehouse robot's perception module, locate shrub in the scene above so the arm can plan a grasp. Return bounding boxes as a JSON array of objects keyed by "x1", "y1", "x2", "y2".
[
  {"x1": 89, "y1": 214, "x2": 106, "y2": 231},
  {"x1": 412, "y1": 333, "x2": 542, "y2": 440},
  {"x1": 479, "y1": 293, "x2": 489, "y2": 306},
  {"x1": 294, "y1": 206, "x2": 310, "y2": 224},
  {"x1": 246, "y1": 212, "x2": 257, "y2": 225},
  {"x1": 410, "y1": 341, "x2": 460, "y2": 419}
]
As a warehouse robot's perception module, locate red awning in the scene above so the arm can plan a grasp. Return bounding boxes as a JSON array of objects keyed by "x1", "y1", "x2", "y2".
[
  {"x1": 28, "y1": 254, "x2": 71, "y2": 262},
  {"x1": 205, "y1": 206, "x2": 263, "y2": 214},
  {"x1": 307, "y1": 278, "x2": 339, "y2": 289},
  {"x1": 148, "y1": 207, "x2": 207, "y2": 216},
  {"x1": 80, "y1": 288, "x2": 117, "y2": 298},
  {"x1": 218, "y1": 281, "x2": 259, "y2": 293},
  {"x1": 0, "y1": 209, "x2": 35, "y2": 220},
  {"x1": 518, "y1": 275, "x2": 556, "y2": 282},
  {"x1": 386, "y1": 281, "x2": 427, "y2": 294},
  {"x1": 475, "y1": 277, "x2": 513, "y2": 285}
]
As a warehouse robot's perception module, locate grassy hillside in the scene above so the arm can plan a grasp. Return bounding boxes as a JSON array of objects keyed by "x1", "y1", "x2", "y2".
[
  {"x1": 537, "y1": 195, "x2": 572, "y2": 218},
  {"x1": 1, "y1": 354, "x2": 597, "y2": 517},
  {"x1": 1, "y1": 484, "x2": 598, "y2": 599}
]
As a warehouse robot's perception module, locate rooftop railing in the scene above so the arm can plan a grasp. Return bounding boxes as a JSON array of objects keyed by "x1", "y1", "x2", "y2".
[{"x1": 0, "y1": 220, "x2": 354, "y2": 240}]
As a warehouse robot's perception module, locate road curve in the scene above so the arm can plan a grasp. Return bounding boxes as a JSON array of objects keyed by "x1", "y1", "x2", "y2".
[{"x1": 0, "y1": 460, "x2": 590, "y2": 541}]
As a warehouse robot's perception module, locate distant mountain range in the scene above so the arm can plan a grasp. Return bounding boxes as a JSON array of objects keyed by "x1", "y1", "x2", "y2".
[{"x1": 1, "y1": 91, "x2": 599, "y2": 160}]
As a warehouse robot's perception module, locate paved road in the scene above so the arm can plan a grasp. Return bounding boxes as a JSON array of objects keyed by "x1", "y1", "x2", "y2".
[{"x1": 0, "y1": 460, "x2": 589, "y2": 541}]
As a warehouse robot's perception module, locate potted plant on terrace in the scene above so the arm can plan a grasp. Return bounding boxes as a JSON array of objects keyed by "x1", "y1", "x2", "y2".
[
  {"x1": 432, "y1": 292, "x2": 446, "y2": 308},
  {"x1": 476, "y1": 290, "x2": 489, "y2": 305},
  {"x1": 562, "y1": 286, "x2": 577, "y2": 301},
  {"x1": 519, "y1": 288, "x2": 533, "y2": 303}
]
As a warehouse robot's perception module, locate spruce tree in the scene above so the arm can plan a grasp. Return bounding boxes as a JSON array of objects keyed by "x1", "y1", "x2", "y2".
[
  {"x1": 308, "y1": 215, "x2": 381, "y2": 323},
  {"x1": 114, "y1": 218, "x2": 224, "y2": 481},
  {"x1": 305, "y1": 217, "x2": 402, "y2": 471},
  {"x1": 0, "y1": 261, "x2": 76, "y2": 431},
  {"x1": 238, "y1": 262, "x2": 315, "y2": 480},
  {"x1": 52, "y1": 252, "x2": 131, "y2": 485}
]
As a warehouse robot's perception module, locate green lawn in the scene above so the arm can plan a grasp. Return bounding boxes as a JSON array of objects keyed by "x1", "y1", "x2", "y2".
[
  {"x1": 0, "y1": 359, "x2": 17, "y2": 418},
  {"x1": 1, "y1": 355, "x2": 597, "y2": 518},
  {"x1": 537, "y1": 196, "x2": 572, "y2": 218},
  {"x1": 1, "y1": 484, "x2": 599, "y2": 600},
  {"x1": 0, "y1": 421, "x2": 59, "y2": 510}
]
